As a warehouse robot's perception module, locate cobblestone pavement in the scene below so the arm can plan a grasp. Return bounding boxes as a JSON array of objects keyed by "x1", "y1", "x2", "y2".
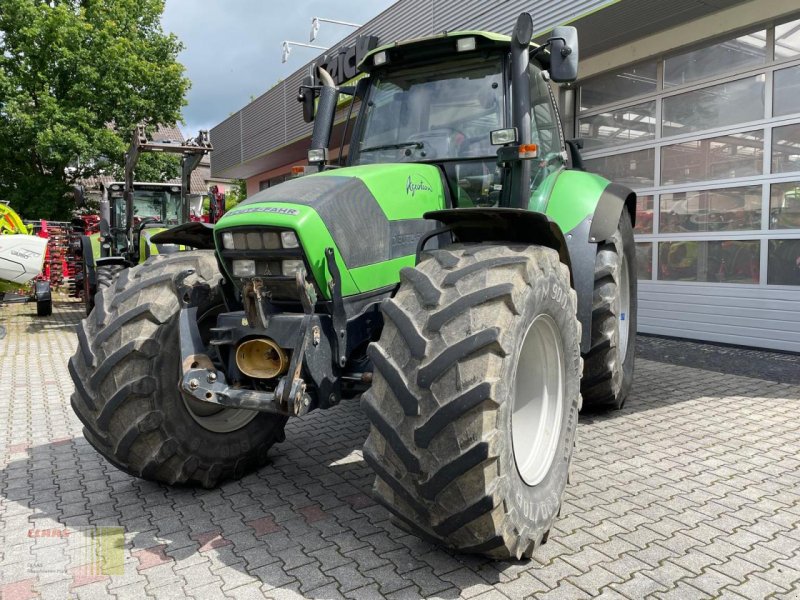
[{"x1": 2, "y1": 300, "x2": 800, "y2": 600}]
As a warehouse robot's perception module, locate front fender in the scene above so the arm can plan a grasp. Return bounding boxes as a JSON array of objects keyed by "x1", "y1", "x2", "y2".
[{"x1": 424, "y1": 207, "x2": 572, "y2": 279}]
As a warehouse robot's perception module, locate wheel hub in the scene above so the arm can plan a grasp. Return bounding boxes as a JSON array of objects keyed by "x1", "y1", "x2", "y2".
[{"x1": 511, "y1": 313, "x2": 565, "y2": 487}]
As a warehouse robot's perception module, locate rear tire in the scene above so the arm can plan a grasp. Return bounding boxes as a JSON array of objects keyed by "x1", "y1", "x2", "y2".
[
  {"x1": 363, "y1": 244, "x2": 581, "y2": 559},
  {"x1": 69, "y1": 250, "x2": 287, "y2": 487},
  {"x1": 581, "y1": 210, "x2": 637, "y2": 410}
]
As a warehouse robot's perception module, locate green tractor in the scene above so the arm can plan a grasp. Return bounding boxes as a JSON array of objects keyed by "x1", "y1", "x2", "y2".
[
  {"x1": 76, "y1": 126, "x2": 213, "y2": 313},
  {"x1": 69, "y1": 14, "x2": 636, "y2": 559}
]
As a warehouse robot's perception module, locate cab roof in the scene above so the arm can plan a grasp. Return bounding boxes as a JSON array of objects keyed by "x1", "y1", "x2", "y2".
[{"x1": 358, "y1": 30, "x2": 541, "y2": 73}]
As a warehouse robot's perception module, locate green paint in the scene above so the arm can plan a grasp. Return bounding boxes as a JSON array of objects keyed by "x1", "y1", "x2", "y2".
[
  {"x1": 349, "y1": 255, "x2": 416, "y2": 291},
  {"x1": 529, "y1": 169, "x2": 563, "y2": 213},
  {"x1": 310, "y1": 163, "x2": 445, "y2": 220},
  {"x1": 544, "y1": 169, "x2": 610, "y2": 233},
  {"x1": 88, "y1": 232, "x2": 101, "y2": 261}
]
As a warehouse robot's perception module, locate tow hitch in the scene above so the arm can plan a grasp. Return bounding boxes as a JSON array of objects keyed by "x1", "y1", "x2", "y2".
[{"x1": 176, "y1": 269, "x2": 314, "y2": 416}]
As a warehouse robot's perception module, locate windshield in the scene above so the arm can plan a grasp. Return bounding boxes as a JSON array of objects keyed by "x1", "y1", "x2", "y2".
[
  {"x1": 351, "y1": 56, "x2": 504, "y2": 165},
  {"x1": 111, "y1": 188, "x2": 183, "y2": 228}
]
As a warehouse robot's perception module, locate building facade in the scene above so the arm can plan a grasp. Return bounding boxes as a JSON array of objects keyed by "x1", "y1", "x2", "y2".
[{"x1": 210, "y1": 0, "x2": 800, "y2": 352}]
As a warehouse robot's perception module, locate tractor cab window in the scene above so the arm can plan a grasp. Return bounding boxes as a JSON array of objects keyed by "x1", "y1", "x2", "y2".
[
  {"x1": 132, "y1": 190, "x2": 181, "y2": 226},
  {"x1": 530, "y1": 66, "x2": 562, "y2": 157},
  {"x1": 351, "y1": 56, "x2": 505, "y2": 165},
  {"x1": 110, "y1": 188, "x2": 182, "y2": 229}
]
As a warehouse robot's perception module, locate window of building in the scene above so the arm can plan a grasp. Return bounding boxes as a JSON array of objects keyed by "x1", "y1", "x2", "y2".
[
  {"x1": 660, "y1": 131, "x2": 763, "y2": 185},
  {"x1": 634, "y1": 195, "x2": 654, "y2": 234},
  {"x1": 663, "y1": 30, "x2": 766, "y2": 87},
  {"x1": 583, "y1": 148, "x2": 655, "y2": 188},
  {"x1": 661, "y1": 75, "x2": 765, "y2": 137},
  {"x1": 579, "y1": 101, "x2": 656, "y2": 151},
  {"x1": 659, "y1": 185, "x2": 762, "y2": 233},
  {"x1": 579, "y1": 61, "x2": 657, "y2": 111},
  {"x1": 772, "y1": 123, "x2": 800, "y2": 174},
  {"x1": 768, "y1": 239, "x2": 800, "y2": 285},
  {"x1": 635, "y1": 242, "x2": 653, "y2": 280},
  {"x1": 769, "y1": 181, "x2": 800, "y2": 229},
  {"x1": 658, "y1": 240, "x2": 760, "y2": 284},
  {"x1": 775, "y1": 18, "x2": 800, "y2": 60},
  {"x1": 774, "y1": 65, "x2": 800, "y2": 117}
]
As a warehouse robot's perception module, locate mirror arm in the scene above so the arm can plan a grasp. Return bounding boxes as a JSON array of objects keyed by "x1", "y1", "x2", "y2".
[{"x1": 531, "y1": 37, "x2": 571, "y2": 61}]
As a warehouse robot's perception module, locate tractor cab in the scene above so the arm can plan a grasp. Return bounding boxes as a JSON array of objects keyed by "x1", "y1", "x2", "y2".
[
  {"x1": 101, "y1": 181, "x2": 184, "y2": 254},
  {"x1": 347, "y1": 33, "x2": 566, "y2": 210}
]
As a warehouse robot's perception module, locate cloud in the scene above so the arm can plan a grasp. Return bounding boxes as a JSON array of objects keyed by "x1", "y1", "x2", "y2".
[{"x1": 161, "y1": 0, "x2": 397, "y2": 134}]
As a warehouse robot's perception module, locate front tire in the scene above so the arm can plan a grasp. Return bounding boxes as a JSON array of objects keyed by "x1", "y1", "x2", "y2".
[
  {"x1": 363, "y1": 244, "x2": 581, "y2": 559},
  {"x1": 69, "y1": 251, "x2": 287, "y2": 487},
  {"x1": 581, "y1": 210, "x2": 637, "y2": 410}
]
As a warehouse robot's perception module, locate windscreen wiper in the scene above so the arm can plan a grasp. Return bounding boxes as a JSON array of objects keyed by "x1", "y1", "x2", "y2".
[{"x1": 359, "y1": 141, "x2": 424, "y2": 153}]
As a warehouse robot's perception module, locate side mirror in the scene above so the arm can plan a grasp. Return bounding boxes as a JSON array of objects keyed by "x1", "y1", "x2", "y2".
[
  {"x1": 299, "y1": 75, "x2": 316, "y2": 123},
  {"x1": 548, "y1": 26, "x2": 579, "y2": 83}
]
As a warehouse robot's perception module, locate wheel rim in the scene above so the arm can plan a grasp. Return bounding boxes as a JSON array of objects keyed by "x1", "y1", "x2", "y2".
[
  {"x1": 511, "y1": 313, "x2": 565, "y2": 487},
  {"x1": 181, "y1": 305, "x2": 259, "y2": 434},
  {"x1": 618, "y1": 254, "x2": 631, "y2": 363}
]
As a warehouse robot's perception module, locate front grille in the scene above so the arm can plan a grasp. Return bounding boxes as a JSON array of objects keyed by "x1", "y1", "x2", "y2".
[{"x1": 216, "y1": 226, "x2": 309, "y2": 302}]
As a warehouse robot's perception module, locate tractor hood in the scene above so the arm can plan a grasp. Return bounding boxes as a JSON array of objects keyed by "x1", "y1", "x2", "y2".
[{"x1": 215, "y1": 163, "x2": 446, "y2": 296}]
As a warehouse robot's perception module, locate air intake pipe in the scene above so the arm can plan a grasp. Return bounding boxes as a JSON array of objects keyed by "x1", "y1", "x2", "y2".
[
  {"x1": 310, "y1": 67, "x2": 338, "y2": 154},
  {"x1": 509, "y1": 12, "x2": 534, "y2": 210}
]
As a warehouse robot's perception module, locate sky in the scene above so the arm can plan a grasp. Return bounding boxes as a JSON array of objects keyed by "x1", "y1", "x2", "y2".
[{"x1": 161, "y1": 0, "x2": 397, "y2": 135}]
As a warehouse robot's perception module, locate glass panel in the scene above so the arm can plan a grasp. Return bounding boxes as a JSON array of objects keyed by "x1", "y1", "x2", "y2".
[
  {"x1": 661, "y1": 131, "x2": 764, "y2": 185},
  {"x1": 578, "y1": 101, "x2": 656, "y2": 150},
  {"x1": 775, "y1": 18, "x2": 800, "y2": 60},
  {"x1": 660, "y1": 186, "x2": 762, "y2": 233},
  {"x1": 770, "y1": 181, "x2": 800, "y2": 229},
  {"x1": 579, "y1": 61, "x2": 657, "y2": 111},
  {"x1": 768, "y1": 239, "x2": 800, "y2": 285},
  {"x1": 530, "y1": 67, "x2": 561, "y2": 156},
  {"x1": 772, "y1": 123, "x2": 800, "y2": 174},
  {"x1": 662, "y1": 75, "x2": 765, "y2": 137},
  {"x1": 584, "y1": 149, "x2": 655, "y2": 189},
  {"x1": 634, "y1": 195, "x2": 654, "y2": 234},
  {"x1": 774, "y1": 65, "x2": 800, "y2": 117},
  {"x1": 664, "y1": 30, "x2": 766, "y2": 87},
  {"x1": 658, "y1": 240, "x2": 760, "y2": 284},
  {"x1": 635, "y1": 242, "x2": 653, "y2": 280}
]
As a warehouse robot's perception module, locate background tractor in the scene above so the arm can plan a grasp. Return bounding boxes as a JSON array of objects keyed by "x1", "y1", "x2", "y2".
[
  {"x1": 70, "y1": 14, "x2": 637, "y2": 559},
  {"x1": 74, "y1": 126, "x2": 214, "y2": 313}
]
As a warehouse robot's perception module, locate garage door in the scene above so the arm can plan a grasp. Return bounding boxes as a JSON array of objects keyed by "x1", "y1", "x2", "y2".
[{"x1": 576, "y1": 17, "x2": 800, "y2": 352}]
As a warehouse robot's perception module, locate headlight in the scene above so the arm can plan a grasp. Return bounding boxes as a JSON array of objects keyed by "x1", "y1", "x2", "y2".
[
  {"x1": 221, "y1": 232, "x2": 234, "y2": 249},
  {"x1": 282, "y1": 259, "x2": 305, "y2": 276},
  {"x1": 232, "y1": 260, "x2": 256, "y2": 277},
  {"x1": 281, "y1": 231, "x2": 299, "y2": 248}
]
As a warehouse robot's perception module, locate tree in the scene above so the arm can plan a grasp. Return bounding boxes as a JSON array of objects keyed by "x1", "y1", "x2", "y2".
[
  {"x1": 225, "y1": 179, "x2": 248, "y2": 210},
  {"x1": 0, "y1": 0, "x2": 189, "y2": 220}
]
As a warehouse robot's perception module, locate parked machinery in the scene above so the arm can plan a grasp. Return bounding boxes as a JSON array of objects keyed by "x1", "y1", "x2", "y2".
[{"x1": 74, "y1": 126, "x2": 213, "y2": 313}]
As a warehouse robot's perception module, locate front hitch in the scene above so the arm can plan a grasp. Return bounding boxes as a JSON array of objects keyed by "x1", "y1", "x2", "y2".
[{"x1": 174, "y1": 269, "x2": 313, "y2": 417}]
